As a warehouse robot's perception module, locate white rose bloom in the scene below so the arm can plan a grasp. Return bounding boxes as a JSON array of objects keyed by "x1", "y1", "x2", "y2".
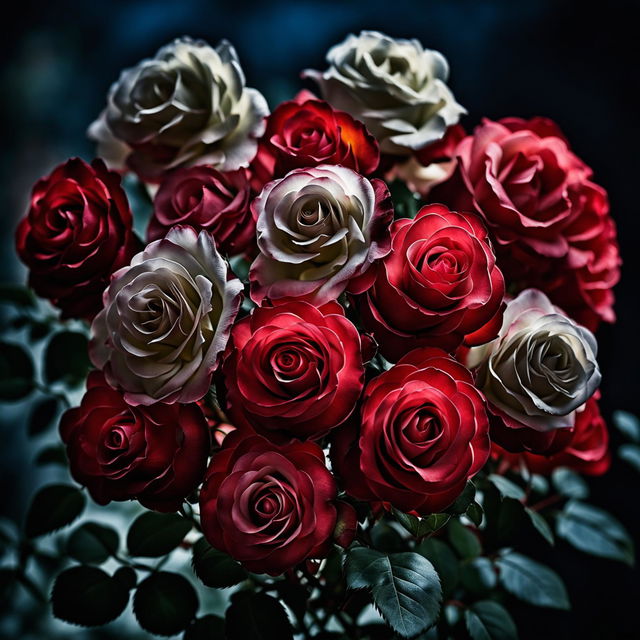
[
  {"x1": 90, "y1": 227, "x2": 243, "y2": 406},
  {"x1": 470, "y1": 289, "x2": 601, "y2": 431},
  {"x1": 88, "y1": 37, "x2": 269, "y2": 179},
  {"x1": 303, "y1": 30, "x2": 465, "y2": 155},
  {"x1": 249, "y1": 164, "x2": 392, "y2": 304}
]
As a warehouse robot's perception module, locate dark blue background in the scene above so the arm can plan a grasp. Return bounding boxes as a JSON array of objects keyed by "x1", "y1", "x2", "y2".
[{"x1": 1, "y1": 1, "x2": 638, "y2": 638}]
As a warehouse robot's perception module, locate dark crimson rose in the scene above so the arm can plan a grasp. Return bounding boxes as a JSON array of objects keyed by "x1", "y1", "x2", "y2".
[
  {"x1": 15, "y1": 158, "x2": 140, "y2": 320},
  {"x1": 433, "y1": 117, "x2": 620, "y2": 329},
  {"x1": 60, "y1": 371, "x2": 210, "y2": 512},
  {"x1": 357, "y1": 204, "x2": 505, "y2": 361},
  {"x1": 258, "y1": 93, "x2": 379, "y2": 177},
  {"x1": 147, "y1": 166, "x2": 254, "y2": 256},
  {"x1": 332, "y1": 348, "x2": 490, "y2": 515},
  {"x1": 222, "y1": 300, "x2": 365, "y2": 440},
  {"x1": 199, "y1": 433, "x2": 338, "y2": 575},
  {"x1": 493, "y1": 396, "x2": 610, "y2": 475}
]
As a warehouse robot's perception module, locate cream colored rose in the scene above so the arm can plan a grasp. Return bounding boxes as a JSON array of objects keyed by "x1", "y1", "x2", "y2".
[
  {"x1": 88, "y1": 37, "x2": 269, "y2": 179},
  {"x1": 303, "y1": 31, "x2": 465, "y2": 155},
  {"x1": 90, "y1": 227, "x2": 243, "y2": 405},
  {"x1": 249, "y1": 164, "x2": 392, "y2": 304},
  {"x1": 470, "y1": 289, "x2": 601, "y2": 431}
]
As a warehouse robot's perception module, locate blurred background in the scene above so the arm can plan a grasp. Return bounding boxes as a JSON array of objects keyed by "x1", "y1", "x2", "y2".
[{"x1": 1, "y1": 0, "x2": 638, "y2": 638}]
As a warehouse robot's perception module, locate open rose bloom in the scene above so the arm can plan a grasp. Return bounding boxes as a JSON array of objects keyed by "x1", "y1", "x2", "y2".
[{"x1": 10, "y1": 30, "x2": 629, "y2": 640}]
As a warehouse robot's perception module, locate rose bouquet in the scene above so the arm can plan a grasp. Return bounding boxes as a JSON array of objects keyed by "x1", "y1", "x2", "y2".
[{"x1": 1, "y1": 31, "x2": 636, "y2": 640}]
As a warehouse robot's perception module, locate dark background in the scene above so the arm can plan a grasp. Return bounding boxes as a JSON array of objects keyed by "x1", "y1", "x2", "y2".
[{"x1": 1, "y1": 1, "x2": 638, "y2": 638}]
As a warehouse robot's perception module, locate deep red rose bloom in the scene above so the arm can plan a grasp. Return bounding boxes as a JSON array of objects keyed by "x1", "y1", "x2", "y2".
[
  {"x1": 433, "y1": 117, "x2": 620, "y2": 329},
  {"x1": 258, "y1": 94, "x2": 379, "y2": 178},
  {"x1": 222, "y1": 300, "x2": 365, "y2": 440},
  {"x1": 332, "y1": 348, "x2": 490, "y2": 515},
  {"x1": 494, "y1": 396, "x2": 610, "y2": 475},
  {"x1": 15, "y1": 158, "x2": 140, "y2": 320},
  {"x1": 147, "y1": 165, "x2": 254, "y2": 256},
  {"x1": 60, "y1": 371, "x2": 210, "y2": 512},
  {"x1": 357, "y1": 204, "x2": 505, "y2": 361},
  {"x1": 199, "y1": 433, "x2": 338, "y2": 575}
]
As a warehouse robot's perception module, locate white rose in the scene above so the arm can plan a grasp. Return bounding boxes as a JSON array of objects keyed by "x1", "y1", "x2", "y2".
[
  {"x1": 249, "y1": 164, "x2": 392, "y2": 304},
  {"x1": 303, "y1": 30, "x2": 465, "y2": 155},
  {"x1": 88, "y1": 37, "x2": 269, "y2": 179},
  {"x1": 90, "y1": 226, "x2": 243, "y2": 405},
  {"x1": 470, "y1": 289, "x2": 601, "y2": 431}
]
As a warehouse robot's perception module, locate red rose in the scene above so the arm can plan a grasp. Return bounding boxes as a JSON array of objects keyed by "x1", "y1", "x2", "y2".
[
  {"x1": 543, "y1": 184, "x2": 620, "y2": 331},
  {"x1": 222, "y1": 300, "x2": 365, "y2": 440},
  {"x1": 147, "y1": 166, "x2": 254, "y2": 256},
  {"x1": 60, "y1": 371, "x2": 210, "y2": 512},
  {"x1": 357, "y1": 204, "x2": 505, "y2": 361},
  {"x1": 433, "y1": 117, "x2": 620, "y2": 329},
  {"x1": 332, "y1": 348, "x2": 490, "y2": 515},
  {"x1": 494, "y1": 396, "x2": 610, "y2": 475},
  {"x1": 199, "y1": 433, "x2": 338, "y2": 575},
  {"x1": 15, "y1": 158, "x2": 140, "y2": 320},
  {"x1": 257, "y1": 94, "x2": 379, "y2": 178}
]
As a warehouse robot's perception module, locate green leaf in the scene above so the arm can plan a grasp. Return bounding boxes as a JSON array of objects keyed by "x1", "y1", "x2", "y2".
[
  {"x1": 127, "y1": 511, "x2": 191, "y2": 557},
  {"x1": 225, "y1": 591, "x2": 293, "y2": 640},
  {"x1": 619, "y1": 444, "x2": 640, "y2": 472},
  {"x1": 446, "y1": 481, "x2": 476, "y2": 515},
  {"x1": 460, "y1": 557, "x2": 497, "y2": 594},
  {"x1": 184, "y1": 615, "x2": 226, "y2": 640},
  {"x1": 467, "y1": 501, "x2": 484, "y2": 527},
  {"x1": 345, "y1": 548, "x2": 442, "y2": 638},
  {"x1": 25, "y1": 484, "x2": 85, "y2": 537},
  {"x1": 44, "y1": 331, "x2": 90, "y2": 385},
  {"x1": 52, "y1": 566, "x2": 129, "y2": 626},
  {"x1": 0, "y1": 341, "x2": 34, "y2": 401},
  {"x1": 556, "y1": 501, "x2": 635, "y2": 565},
  {"x1": 134, "y1": 572, "x2": 198, "y2": 636},
  {"x1": 464, "y1": 600, "x2": 518, "y2": 640},
  {"x1": 67, "y1": 522, "x2": 119, "y2": 564},
  {"x1": 28, "y1": 397, "x2": 59, "y2": 436},
  {"x1": 551, "y1": 467, "x2": 589, "y2": 499},
  {"x1": 525, "y1": 508, "x2": 554, "y2": 545},
  {"x1": 114, "y1": 566, "x2": 137, "y2": 590},
  {"x1": 370, "y1": 520, "x2": 405, "y2": 553},
  {"x1": 496, "y1": 552, "x2": 570, "y2": 609},
  {"x1": 0, "y1": 284, "x2": 36, "y2": 307},
  {"x1": 488, "y1": 475, "x2": 525, "y2": 501},
  {"x1": 393, "y1": 510, "x2": 450, "y2": 538},
  {"x1": 612, "y1": 410, "x2": 640, "y2": 443},
  {"x1": 34, "y1": 445, "x2": 67, "y2": 467},
  {"x1": 416, "y1": 538, "x2": 459, "y2": 598},
  {"x1": 191, "y1": 536, "x2": 248, "y2": 588},
  {"x1": 448, "y1": 519, "x2": 481, "y2": 559}
]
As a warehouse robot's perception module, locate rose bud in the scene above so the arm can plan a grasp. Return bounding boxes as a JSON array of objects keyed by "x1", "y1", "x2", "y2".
[
  {"x1": 259, "y1": 95, "x2": 379, "y2": 176},
  {"x1": 333, "y1": 501, "x2": 358, "y2": 548},
  {"x1": 199, "y1": 433, "x2": 338, "y2": 576},
  {"x1": 90, "y1": 226, "x2": 243, "y2": 405},
  {"x1": 222, "y1": 300, "x2": 365, "y2": 441},
  {"x1": 467, "y1": 289, "x2": 601, "y2": 454},
  {"x1": 432, "y1": 117, "x2": 620, "y2": 330},
  {"x1": 249, "y1": 164, "x2": 393, "y2": 305},
  {"x1": 147, "y1": 166, "x2": 254, "y2": 257},
  {"x1": 15, "y1": 158, "x2": 140, "y2": 321},
  {"x1": 357, "y1": 204, "x2": 505, "y2": 361},
  {"x1": 304, "y1": 31, "x2": 465, "y2": 155},
  {"x1": 332, "y1": 348, "x2": 490, "y2": 515},
  {"x1": 88, "y1": 37, "x2": 269, "y2": 181},
  {"x1": 60, "y1": 371, "x2": 210, "y2": 512}
]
